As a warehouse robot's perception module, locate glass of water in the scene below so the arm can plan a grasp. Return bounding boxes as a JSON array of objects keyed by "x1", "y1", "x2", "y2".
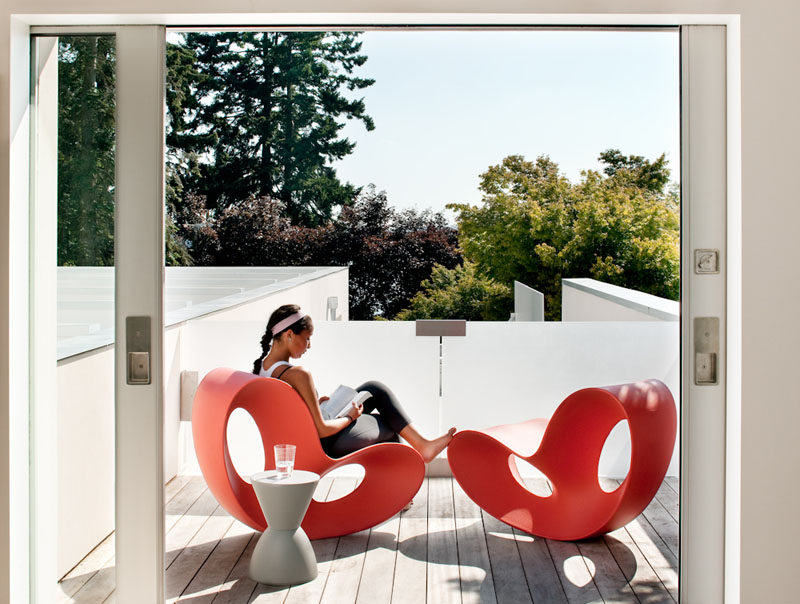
[{"x1": 274, "y1": 444, "x2": 296, "y2": 479}]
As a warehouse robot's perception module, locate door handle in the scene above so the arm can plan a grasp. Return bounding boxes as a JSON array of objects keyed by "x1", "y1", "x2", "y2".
[
  {"x1": 694, "y1": 316, "x2": 719, "y2": 385},
  {"x1": 126, "y1": 316, "x2": 151, "y2": 385}
]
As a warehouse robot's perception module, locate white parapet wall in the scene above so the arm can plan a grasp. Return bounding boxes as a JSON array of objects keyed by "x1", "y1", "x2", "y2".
[
  {"x1": 182, "y1": 319, "x2": 679, "y2": 482},
  {"x1": 562, "y1": 278, "x2": 679, "y2": 322},
  {"x1": 55, "y1": 266, "x2": 348, "y2": 578}
]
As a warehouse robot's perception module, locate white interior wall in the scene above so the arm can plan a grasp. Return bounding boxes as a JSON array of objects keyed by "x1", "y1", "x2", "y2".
[{"x1": 3, "y1": 3, "x2": 798, "y2": 602}]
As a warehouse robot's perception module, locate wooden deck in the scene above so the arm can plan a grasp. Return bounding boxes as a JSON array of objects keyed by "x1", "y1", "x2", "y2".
[{"x1": 59, "y1": 474, "x2": 679, "y2": 603}]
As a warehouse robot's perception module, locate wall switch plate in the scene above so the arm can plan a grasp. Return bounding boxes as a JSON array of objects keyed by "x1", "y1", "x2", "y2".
[{"x1": 695, "y1": 249, "x2": 720, "y2": 274}]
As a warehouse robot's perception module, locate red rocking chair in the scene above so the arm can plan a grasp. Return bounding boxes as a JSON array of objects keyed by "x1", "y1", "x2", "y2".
[
  {"x1": 447, "y1": 379, "x2": 677, "y2": 541},
  {"x1": 192, "y1": 368, "x2": 425, "y2": 539}
]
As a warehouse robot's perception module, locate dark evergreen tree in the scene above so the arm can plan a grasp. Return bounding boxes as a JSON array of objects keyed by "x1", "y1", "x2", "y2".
[
  {"x1": 173, "y1": 31, "x2": 374, "y2": 226},
  {"x1": 57, "y1": 36, "x2": 116, "y2": 266},
  {"x1": 165, "y1": 41, "x2": 210, "y2": 265}
]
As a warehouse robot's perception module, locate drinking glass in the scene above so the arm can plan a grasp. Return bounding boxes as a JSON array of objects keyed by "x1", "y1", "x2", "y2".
[{"x1": 274, "y1": 444, "x2": 296, "y2": 479}]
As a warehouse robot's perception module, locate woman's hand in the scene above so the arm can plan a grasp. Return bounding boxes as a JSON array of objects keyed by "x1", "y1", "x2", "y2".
[
  {"x1": 318, "y1": 395, "x2": 330, "y2": 405},
  {"x1": 345, "y1": 401, "x2": 364, "y2": 422}
]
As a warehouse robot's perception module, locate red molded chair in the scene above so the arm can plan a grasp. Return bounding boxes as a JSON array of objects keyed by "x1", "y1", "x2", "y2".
[
  {"x1": 192, "y1": 367, "x2": 425, "y2": 539},
  {"x1": 447, "y1": 379, "x2": 676, "y2": 541}
]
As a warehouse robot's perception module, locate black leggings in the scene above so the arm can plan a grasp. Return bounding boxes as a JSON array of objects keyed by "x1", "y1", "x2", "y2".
[{"x1": 320, "y1": 381, "x2": 412, "y2": 458}]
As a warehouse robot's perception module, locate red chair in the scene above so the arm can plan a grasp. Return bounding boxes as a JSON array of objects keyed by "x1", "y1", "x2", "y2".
[
  {"x1": 192, "y1": 368, "x2": 425, "y2": 539},
  {"x1": 447, "y1": 380, "x2": 676, "y2": 541}
]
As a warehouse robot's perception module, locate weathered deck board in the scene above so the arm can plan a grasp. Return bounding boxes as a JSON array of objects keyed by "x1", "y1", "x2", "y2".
[
  {"x1": 210, "y1": 535, "x2": 259, "y2": 604},
  {"x1": 604, "y1": 527, "x2": 675, "y2": 604},
  {"x1": 575, "y1": 537, "x2": 638, "y2": 604},
  {"x1": 175, "y1": 519, "x2": 253, "y2": 603},
  {"x1": 629, "y1": 482, "x2": 679, "y2": 560},
  {"x1": 318, "y1": 478, "x2": 370, "y2": 604},
  {"x1": 58, "y1": 532, "x2": 115, "y2": 602},
  {"x1": 521, "y1": 478, "x2": 603, "y2": 604},
  {"x1": 391, "y1": 479, "x2": 428, "y2": 604},
  {"x1": 452, "y1": 481, "x2": 496, "y2": 604},
  {"x1": 59, "y1": 474, "x2": 680, "y2": 603},
  {"x1": 355, "y1": 515, "x2": 401, "y2": 604},
  {"x1": 166, "y1": 489, "x2": 223, "y2": 568},
  {"x1": 426, "y1": 477, "x2": 460, "y2": 604},
  {"x1": 654, "y1": 481, "x2": 680, "y2": 524},
  {"x1": 481, "y1": 510, "x2": 533, "y2": 604},
  {"x1": 511, "y1": 478, "x2": 569, "y2": 604},
  {"x1": 167, "y1": 505, "x2": 235, "y2": 601},
  {"x1": 60, "y1": 474, "x2": 199, "y2": 603}
]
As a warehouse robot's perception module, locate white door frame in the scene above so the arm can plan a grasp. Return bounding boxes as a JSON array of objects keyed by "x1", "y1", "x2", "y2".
[
  {"x1": 16, "y1": 13, "x2": 741, "y2": 604},
  {"x1": 680, "y1": 24, "x2": 733, "y2": 603}
]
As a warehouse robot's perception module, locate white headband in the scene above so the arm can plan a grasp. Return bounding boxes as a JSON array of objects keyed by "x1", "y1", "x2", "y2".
[{"x1": 271, "y1": 311, "x2": 307, "y2": 336}]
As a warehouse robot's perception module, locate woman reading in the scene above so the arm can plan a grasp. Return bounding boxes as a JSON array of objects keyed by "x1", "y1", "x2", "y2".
[{"x1": 253, "y1": 304, "x2": 455, "y2": 462}]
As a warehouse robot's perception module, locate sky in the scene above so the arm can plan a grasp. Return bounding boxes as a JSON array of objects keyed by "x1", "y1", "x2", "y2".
[{"x1": 330, "y1": 29, "x2": 680, "y2": 218}]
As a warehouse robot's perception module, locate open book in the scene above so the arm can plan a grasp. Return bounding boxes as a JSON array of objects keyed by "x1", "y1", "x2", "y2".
[{"x1": 320, "y1": 385, "x2": 372, "y2": 420}]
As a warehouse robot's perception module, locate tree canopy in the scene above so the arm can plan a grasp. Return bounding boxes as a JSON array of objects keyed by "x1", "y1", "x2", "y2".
[
  {"x1": 396, "y1": 261, "x2": 512, "y2": 321},
  {"x1": 174, "y1": 188, "x2": 462, "y2": 319},
  {"x1": 169, "y1": 31, "x2": 374, "y2": 227},
  {"x1": 447, "y1": 151, "x2": 679, "y2": 320}
]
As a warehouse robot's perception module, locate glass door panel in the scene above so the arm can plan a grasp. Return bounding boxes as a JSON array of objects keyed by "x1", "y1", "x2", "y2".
[{"x1": 31, "y1": 33, "x2": 118, "y2": 600}]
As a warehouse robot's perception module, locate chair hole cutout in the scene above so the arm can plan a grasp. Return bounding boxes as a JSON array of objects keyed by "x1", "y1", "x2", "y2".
[
  {"x1": 510, "y1": 455, "x2": 553, "y2": 497},
  {"x1": 598, "y1": 419, "x2": 631, "y2": 492},
  {"x1": 226, "y1": 408, "x2": 265, "y2": 481},
  {"x1": 314, "y1": 464, "x2": 366, "y2": 502}
]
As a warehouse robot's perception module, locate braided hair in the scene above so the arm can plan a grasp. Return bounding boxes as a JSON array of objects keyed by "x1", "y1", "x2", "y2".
[{"x1": 252, "y1": 304, "x2": 314, "y2": 374}]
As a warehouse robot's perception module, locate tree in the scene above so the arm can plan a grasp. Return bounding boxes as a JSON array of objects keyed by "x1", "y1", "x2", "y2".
[
  {"x1": 328, "y1": 189, "x2": 462, "y2": 319},
  {"x1": 396, "y1": 261, "x2": 512, "y2": 321},
  {"x1": 450, "y1": 150, "x2": 679, "y2": 320},
  {"x1": 57, "y1": 36, "x2": 116, "y2": 266},
  {"x1": 175, "y1": 187, "x2": 462, "y2": 319},
  {"x1": 597, "y1": 149, "x2": 670, "y2": 193},
  {"x1": 164, "y1": 41, "x2": 211, "y2": 266},
  {"x1": 172, "y1": 31, "x2": 375, "y2": 226}
]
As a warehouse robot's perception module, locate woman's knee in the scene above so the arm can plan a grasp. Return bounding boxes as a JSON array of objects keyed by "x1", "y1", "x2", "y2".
[{"x1": 357, "y1": 380, "x2": 392, "y2": 397}]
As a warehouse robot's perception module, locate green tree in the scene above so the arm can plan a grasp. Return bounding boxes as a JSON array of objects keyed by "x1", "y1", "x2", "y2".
[
  {"x1": 450, "y1": 151, "x2": 679, "y2": 320},
  {"x1": 173, "y1": 31, "x2": 375, "y2": 226},
  {"x1": 397, "y1": 261, "x2": 512, "y2": 321},
  {"x1": 57, "y1": 36, "x2": 116, "y2": 266}
]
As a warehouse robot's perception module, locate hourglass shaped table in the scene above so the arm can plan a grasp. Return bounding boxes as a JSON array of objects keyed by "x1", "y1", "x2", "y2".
[{"x1": 249, "y1": 470, "x2": 320, "y2": 585}]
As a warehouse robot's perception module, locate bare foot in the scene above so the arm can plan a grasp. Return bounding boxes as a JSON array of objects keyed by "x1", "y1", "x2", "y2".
[{"x1": 419, "y1": 427, "x2": 456, "y2": 463}]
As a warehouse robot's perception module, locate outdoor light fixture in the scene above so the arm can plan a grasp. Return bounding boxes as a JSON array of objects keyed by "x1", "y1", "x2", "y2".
[{"x1": 327, "y1": 296, "x2": 339, "y2": 321}]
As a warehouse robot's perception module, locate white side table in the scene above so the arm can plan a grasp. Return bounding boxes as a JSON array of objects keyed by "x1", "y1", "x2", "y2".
[{"x1": 249, "y1": 470, "x2": 320, "y2": 585}]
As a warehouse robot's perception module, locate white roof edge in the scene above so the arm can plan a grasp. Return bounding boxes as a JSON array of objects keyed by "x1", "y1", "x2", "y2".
[
  {"x1": 562, "y1": 277, "x2": 679, "y2": 321},
  {"x1": 57, "y1": 266, "x2": 349, "y2": 361}
]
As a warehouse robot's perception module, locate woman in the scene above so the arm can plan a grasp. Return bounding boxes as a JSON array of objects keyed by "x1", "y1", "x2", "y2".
[{"x1": 252, "y1": 304, "x2": 455, "y2": 462}]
